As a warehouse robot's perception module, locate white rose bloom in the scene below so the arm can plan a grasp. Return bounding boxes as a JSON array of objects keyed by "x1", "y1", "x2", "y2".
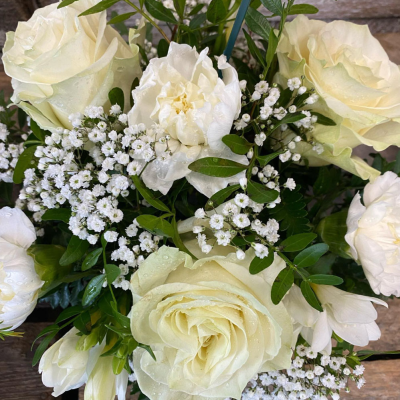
[
  {"x1": 284, "y1": 284, "x2": 386, "y2": 354},
  {"x1": 130, "y1": 246, "x2": 292, "y2": 400},
  {"x1": 345, "y1": 171, "x2": 400, "y2": 296},
  {"x1": 2, "y1": 0, "x2": 141, "y2": 131},
  {"x1": 0, "y1": 207, "x2": 43, "y2": 330},
  {"x1": 276, "y1": 15, "x2": 400, "y2": 181},
  {"x1": 128, "y1": 43, "x2": 247, "y2": 197},
  {"x1": 40, "y1": 327, "x2": 128, "y2": 400}
]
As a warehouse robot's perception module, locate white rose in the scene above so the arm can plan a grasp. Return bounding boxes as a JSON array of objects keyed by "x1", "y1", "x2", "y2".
[
  {"x1": 130, "y1": 246, "x2": 292, "y2": 400},
  {"x1": 39, "y1": 327, "x2": 128, "y2": 399},
  {"x1": 2, "y1": 0, "x2": 141, "y2": 132},
  {"x1": 128, "y1": 43, "x2": 247, "y2": 197},
  {"x1": 276, "y1": 15, "x2": 400, "y2": 180},
  {"x1": 345, "y1": 171, "x2": 400, "y2": 296},
  {"x1": 284, "y1": 284, "x2": 386, "y2": 354},
  {"x1": 0, "y1": 207, "x2": 43, "y2": 330}
]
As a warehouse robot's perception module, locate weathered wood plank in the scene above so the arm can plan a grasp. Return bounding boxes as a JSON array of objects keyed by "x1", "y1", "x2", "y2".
[{"x1": 0, "y1": 323, "x2": 61, "y2": 400}]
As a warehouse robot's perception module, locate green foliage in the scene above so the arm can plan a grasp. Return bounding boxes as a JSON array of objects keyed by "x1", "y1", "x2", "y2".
[
  {"x1": 58, "y1": 0, "x2": 79, "y2": 8},
  {"x1": 104, "y1": 264, "x2": 122, "y2": 284},
  {"x1": 108, "y1": 12, "x2": 137, "y2": 25},
  {"x1": 145, "y1": 0, "x2": 178, "y2": 23},
  {"x1": 257, "y1": 151, "x2": 283, "y2": 167},
  {"x1": 136, "y1": 215, "x2": 175, "y2": 237},
  {"x1": 300, "y1": 281, "x2": 323, "y2": 312},
  {"x1": 288, "y1": 4, "x2": 319, "y2": 15},
  {"x1": 281, "y1": 233, "x2": 317, "y2": 252},
  {"x1": 41, "y1": 208, "x2": 72, "y2": 224},
  {"x1": 82, "y1": 248, "x2": 103, "y2": 271},
  {"x1": 188, "y1": 157, "x2": 248, "y2": 177},
  {"x1": 269, "y1": 187, "x2": 310, "y2": 235},
  {"x1": 243, "y1": 29, "x2": 266, "y2": 68},
  {"x1": 13, "y1": 145, "x2": 38, "y2": 184},
  {"x1": 308, "y1": 274, "x2": 344, "y2": 285},
  {"x1": 132, "y1": 175, "x2": 171, "y2": 212},
  {"x1": 108, "y1": 87, "x2": 125, "y2": 110},
  {"x1": 205, "y1": 184, "x2": 240, "y2": 210},
  {"x1": 249, "y1": 251, "x2": 274, "y2": 274},
  {"x1": 310, "y1": 112, "x2": 336, "y2": 126},
  {"x1": 79, "y1": 0, "x2": 120, "y2": 16},
  {"x1": 260, "y1": 0, "x2": 283, "y2": 15},
  {"x1": 82, "y1": 275, "x2": 106, "y2": 306},
  {"x1": 247, "y1": 180, "x2": 279, "y2": 204},
  {"x1": 222, "y1": 135, "x2": 253, "y2": 155},
  {"x1": 207, "y1": 0, "x2": 230, "y2": 23},
  {"x1": 294, "y1": 243, "x2": 329, "y2": 268},
  {"x1": 271, "y1": 267, "x2": 294, "y2": 304},
  {"x1": 245, "y1": 7, "x2": 271, "y2": 41},
  {"x1": 59, "y1": 235, "x2": 90, "y2": 266}
]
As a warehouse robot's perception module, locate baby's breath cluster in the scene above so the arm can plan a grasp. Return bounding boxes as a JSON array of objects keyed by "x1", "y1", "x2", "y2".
[
  {"x1": 238, "y1": 346, "x2": 366, "y2": 400},
  {"x1": 192, "y1": 173, "x2": 296, "y2": 257},
  {"x1": 236, "y1": 78, "x2": 324, "y2": 159},
  {"x1": 0, "y1": 121, "x2": 25, "y2": 183}
]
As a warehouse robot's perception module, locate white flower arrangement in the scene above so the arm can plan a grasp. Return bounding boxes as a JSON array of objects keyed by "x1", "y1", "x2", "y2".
[{"x1": 1, "y1": 0, "x2": 400, "y2": 399}]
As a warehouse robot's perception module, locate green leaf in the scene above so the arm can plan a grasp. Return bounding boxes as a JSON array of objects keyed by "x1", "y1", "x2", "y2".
[
  {"x1": 108, "y1": 87, "x2": 124, "y2": 110},
  {"x1": 189, "y1": 13, "x2": 207, "y2": 29},
  {"x1": 82, "y1": 275, "x2": 106, "y2": 307},
  {"x1": 257, "y1": 151, "x2": 283, "y2": 167},
  {"x1": 32, "y1": 330, "x2": 58, "y2": 366},
  {"x1": 207, "y1": 0, "x2": 229, "y2": 23},
  {"x1": 205, "y1": 184, "x2": 240, "y2": 210},
  {"x1": 308, "y1": 274, "x2": 344, "y2": 286},
  {"x1": 79, "y1": 0, "x2": 120, "y2": 16},
  {"x1": 58, "y1": 0, "x2": 79, "y2": 8},
  {"x1": 188, "y1": 157, "x2": 247, "y2": 177},
  {"x1": 249, "y1": 251, "x2": 274, "y2": 274},
  {"x1": 157, "y1": 39, "x2": 169, "y2": 57},
  {"x1": 294, "y1": 243, "x2": 329, "y2": 268},
  {"x1": 265, "y1": 27, "x2": 278, "y2": 73},
  {"x1": 55, "y1": 305, "x2": 83, "y2": 324},
  {"x1": 73, "y1": 310, "x2": 92, "y2": 334},
  {"x1": 310, "y1": 112, "x2": 336, "y2": 126},
  {"x1": 41, "y1": 208, "x2": 72, "y2": 224},
  {"x1": 145, "y1": 0, "x2": 178, "y2": 23},
  {"x1": 131, "y1": 175, "x2": 171, "y2": 212},
  {"x1": 112, "y1": 356, "x2": 126, "y2": 375},
  {"x1": 281, "y1": 233, "x2": 317, "y2": 252},
  {"x1": 30, "y1": 120, "x2": 46, "y2": 142},
  {"x1": 300, "y1": 281, "x2": 323, "y2": 312},
  {"x1": 13, "y1": 145, "x2": 38, "y2": 184},
  {"x1": 138, "y1": 343, "x2": 157, "y2": 361},
  {"x1": 107, "y1": 12, "x2": 137, "y2": 24},
  {"x1": 82, "y1": 248, "x2": 103, "y2": 271},
  {"x1": 317, "y1": 211, "x2": 351, "y2": 259},
  {"x1": 245, "y1": 7, "x2": 271, "y2": 41},
  {"x1": 394, "y1": 151, "x2": 400, "y2": 174},
  {"x1": 31, "y1": 324, "x2": 60, "y2": 349},
  {"x1": 260, "y1": 0, "x2": 283, "y2": 15},
  {"x1": 247, "y1": 181, "x2": 279, "y2": 204},
  {"x1": 173, "y1": 0, "x2": 186, "y2": 18},
  {"x1": 243, "y1": 29, "x2": 266, "y2": 68},
  {"x1": 222, "y1": 135, "x2": 253, "y2": 155},
  {"x1": 357, "y1": 350, "x2": 400, "y2": 361},
  {"x1": 289, "y1": 4, "x2": 319, "y2": 15},
  {"x1": 59, "y1": 236, "x2": 90, "y2": 267},
  {"x1": 105, "y1": 264, "x2": 121, "y2": 284},
  {"x1": 136, "y1": 215, "x2": 175, "y2": 237},
  {"x1": 28, "y1": 244, "x2": 73, "y2": 294},
  {"x1": 271, "y1": 268, "x2": 294, "y2": 305}
]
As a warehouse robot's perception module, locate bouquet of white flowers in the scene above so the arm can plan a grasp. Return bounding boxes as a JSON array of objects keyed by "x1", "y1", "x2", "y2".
[{"x1": 1, "y1": 0, "x2": 400, "y2": 399}]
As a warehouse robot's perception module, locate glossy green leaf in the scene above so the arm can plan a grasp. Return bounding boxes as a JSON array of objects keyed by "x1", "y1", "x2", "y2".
[
  {"x1": 108, "y1": 87, "x2": 124, "y2": 110},
  {"x1": 82, "y1": 248, "x2": 103, "y2": 271},
  {"x1": 13, "y1": 145, "x2": 38, "y2": 184},
  {"x1": 32, "y1": 330, "x2": 58, "y2": 366},
  {"x1": 249, "y1": 251, "x2": 274, "y2": 274},
  {"x1": 55, "y1": 305, "x2": 83, "y2": 324},
  {"x1": 247, "y1": 181, "x2": 279, "y2": 204},
  {"x1": 188, "y1": 157, "x2": 247, "y2": 177},
  {"x1": 308, "y1": 274, "x2": 344, "y2": 286},
  {"x1": 245, "y1": 7, "x2": 271, "y2": 41},
  {"x1": 82, "y1": 275, "x2": 106, "y2": 307},
  {"x1": 105, "y1": 264, "x2": 121, "y2": 284},
  {"x1": 207, "y1": 0, "x2": 229, "y2": 23},
  {"x1": 289, "y1": 4, "x2": 319, "y2": 15},
  {"x1": 173, "y1": 0, "x2": 186, "y2": 18},
  {"x1": 73, "y1": 310, "x2": 92, "y2": 334},
  {"x1": 58, "y1": 0, "x2": 79, "y2": 8},
  {"x1": 243, "y1": 29, "x2": 266, "y2": 68},
  {"x1": 300, "y1": 281, "x2": 323, "y2": 312},
  {"x1": 260, "y1": 0, "x2": 283, "y2": 15},
  {"x1": 310, "y1": 112, "x2": 336, "y2": 126},
  {"x1": 79, "y1": 0, "x2": 120, "y2": 16},
  {"x1": 257, "y1": 151, "x2": 283, "y2": 167},
  {"x1": 30, "y1": 120, "x2": 46, "y2": 142},
  {"x1": 222, "y1": 135, "x2": 253, "y2": 155},
  {"x1": 136, "y1": 215, "x2": 175, "y2": 237},
  {"x1": 157, "y1": 39, "x2": 169, "y2": 57},
  {"x1": 294, "y1": 243, "x2": 329, "y2": 268},
  {"x1": 41, "y1": 208, "x2": 72, "y2": 224},
  {"x1": 131, "y1": 175, "x2": 170, "y2": 212},
  {"x1": 59, "y1": 236, "x2": 90, "y2": 267},
  {"x1": 281, "y1": 233, "x2": 317, "y2": 252},
  {"x1": 271, "y1": 268, "x2": 294, "y2": 305},
  {"x1": 145, "y1": 0, "x2": 178, "y2": 23},
  {"x1": 205, "y1": 184, "x2": 240, "y2": 210},
  {"x1": 189, "y1": 13, "x2": 207, "y2": 29},
  {"x1": 107, "y1": 12, "x2": 137, "y2": 24},
  {"x1": 138, "y1": 343, "x2": 157, "y2": 361}
]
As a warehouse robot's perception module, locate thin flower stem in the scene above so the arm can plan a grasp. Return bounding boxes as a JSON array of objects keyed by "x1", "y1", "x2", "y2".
[{"x1": 123, "y1": 0, "x2": 171, "y2": 44}]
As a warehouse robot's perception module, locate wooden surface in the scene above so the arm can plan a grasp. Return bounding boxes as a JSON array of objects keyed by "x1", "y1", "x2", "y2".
[{"x1": 1, "y1": 1, "x2": 400, "y2": 399}]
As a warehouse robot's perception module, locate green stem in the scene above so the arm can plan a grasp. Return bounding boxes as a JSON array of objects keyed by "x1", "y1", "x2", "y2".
[{"x1": 123, "y1": 0, "x2": 171, "y2": 44}]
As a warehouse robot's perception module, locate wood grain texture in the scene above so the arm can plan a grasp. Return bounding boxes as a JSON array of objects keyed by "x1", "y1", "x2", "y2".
[{"x1": 0, "y1": 323, "x2": 61, "y2": 400}]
